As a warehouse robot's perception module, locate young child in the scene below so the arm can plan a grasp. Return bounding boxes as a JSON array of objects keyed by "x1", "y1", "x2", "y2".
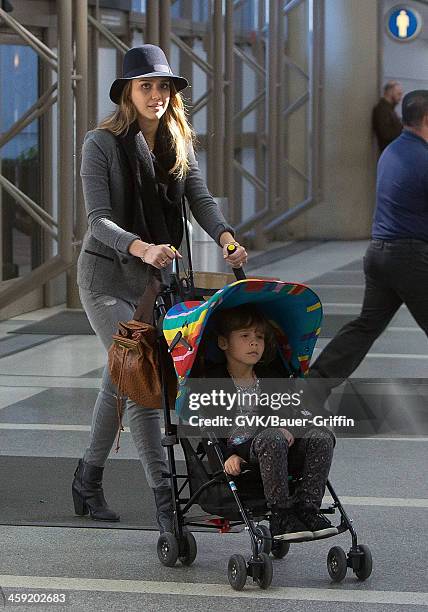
[{"x1": 203, "y1": 304, "x2": 337, "y2": 541}]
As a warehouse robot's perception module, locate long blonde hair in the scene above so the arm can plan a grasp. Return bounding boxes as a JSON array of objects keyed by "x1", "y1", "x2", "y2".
[{"x1": 98, "y1": 80, "x2": 194, "y2": 180}]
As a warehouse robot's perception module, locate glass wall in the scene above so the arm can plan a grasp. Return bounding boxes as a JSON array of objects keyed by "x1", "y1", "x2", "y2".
[
  {"x1": 0, "y1": 43, "x2": 41, "y2": 280},
  {"x1": 129, "y1": 0, "x2": 259, "y2": 25},
  {"x1": 97, "y1": 46, "x2": 117, "y2": 121},
  {"x1": 131, "y1": 0, "x2": 209, "y2": 22}
]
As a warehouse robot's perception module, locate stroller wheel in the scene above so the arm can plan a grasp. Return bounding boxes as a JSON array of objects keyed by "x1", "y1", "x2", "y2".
[
  {"x1": 157, "y1": 532, "x2": 179, "y2": 567},
  {"x1": 354, "y1": 544, "x2": 373, "y2": 581},
  {"x1": 228, "y1": 554, "x2": 247, "y2": 591},
  {"x1": 179, "y1": 531, "x2": 197, "y2": 566},
  {"x1": 271, "y1": 539, "x2": 290, "y2": 559},
  {"x1": 327, "y1": 546, "x2": 348, "y2": 582},
  {"x1": 255, "y1": 552, "x2": 273, "y2": 590},
  {"x1": 255, "y1": 525, "x2": 272, "y2": 555}
]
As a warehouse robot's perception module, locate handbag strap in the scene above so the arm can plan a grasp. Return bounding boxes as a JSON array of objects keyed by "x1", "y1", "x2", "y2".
[
  {"x1": 133, "y1": 271, "x2": 162, "y2": 324},
  {"x1": 181, "y1": 196, "x2": 195, "y2": 296},
  {"x1": 132, "y1": 196, "x2": 193, "y2": 317},
  {"x1": 114, "y1": 346, "x2": 128, "y2": 452}
]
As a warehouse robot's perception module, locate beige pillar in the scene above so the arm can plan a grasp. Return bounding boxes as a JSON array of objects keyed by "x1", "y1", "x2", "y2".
[
  {"x1": 280, "y1": 0, "x2": 309, "y2": 240},
  {"x1": 288, "y1": 0, "x2": 379, "y2": 240}
]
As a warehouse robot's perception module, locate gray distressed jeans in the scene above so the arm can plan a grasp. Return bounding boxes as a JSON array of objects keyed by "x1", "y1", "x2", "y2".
[{"x1": 79, "y1": 287, "x2": 168, "y2": 488}]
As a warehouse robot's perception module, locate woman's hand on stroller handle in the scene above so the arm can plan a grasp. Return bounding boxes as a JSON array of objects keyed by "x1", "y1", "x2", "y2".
[
  {"x1": 137, "y1": 242, "x2": 182, "y2": 269},
  {"x1": 222, "y1": 240, "x2": 247, "y2": 281},
  {"x1": 222, "y1": 241, "x2": 247, "y2": 266}
]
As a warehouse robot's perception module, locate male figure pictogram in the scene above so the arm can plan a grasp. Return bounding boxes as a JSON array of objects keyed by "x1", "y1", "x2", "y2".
[{"x1": 397, "y1": 9, "x2": 410, "y2": 38}]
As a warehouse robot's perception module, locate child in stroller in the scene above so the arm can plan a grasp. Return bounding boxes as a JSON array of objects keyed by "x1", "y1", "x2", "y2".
[
  {"x1": 199, "y1": 303, "x2": 337, "y2": 542},
  {"x1": 161, "y1": 275, "x2": 372, "y2": 588}
]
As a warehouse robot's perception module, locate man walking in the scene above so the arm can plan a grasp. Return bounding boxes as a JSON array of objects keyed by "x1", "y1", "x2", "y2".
[
  {"x1": 372, "y1": 81, "x2": 403, "y2": 151},
  {"x1": 310, "y1": 90, "x2": 428, "y2": 383}
]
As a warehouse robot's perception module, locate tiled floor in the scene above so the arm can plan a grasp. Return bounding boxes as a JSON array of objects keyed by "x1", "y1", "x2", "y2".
[{"x1": 1, "y1": 240, "x2": 427, "y2": 611}]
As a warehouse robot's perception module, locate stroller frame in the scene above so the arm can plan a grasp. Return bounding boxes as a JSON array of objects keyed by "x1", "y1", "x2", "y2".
[{"x1": 151, "y1": 204, "x2": 372, "y2": 589}]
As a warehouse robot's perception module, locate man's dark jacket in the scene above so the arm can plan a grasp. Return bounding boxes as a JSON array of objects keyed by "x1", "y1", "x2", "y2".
[{"x1": 372, "y1": 98, "x2": 402, "y2": 152}]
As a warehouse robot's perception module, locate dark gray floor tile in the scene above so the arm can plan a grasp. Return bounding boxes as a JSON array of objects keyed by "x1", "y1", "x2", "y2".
[
  {"x1": 248, "y1": 241, "x2": 324, "y2": 270},
  {"x1": 309, "y1": 270, "x2": 365, "y2": 286},
  {"x1": 0, "y1": 334, "x2": 60, "y2": 359},
  {"x1": 310, "y1": 286, "x2": 365, "y2": 304},
  {"x1": 0, "y1": 388, "x2": 99, "y2": 424},
  {"x1": 9, "y1": 311, "x2": 94, "y2": 335},
  {"x1": 336, "y1": 260, "x2": 365, "y2": 272}
]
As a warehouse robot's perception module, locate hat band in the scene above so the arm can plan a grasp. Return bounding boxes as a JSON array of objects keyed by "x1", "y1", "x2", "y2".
[{"x1": 124, "y1": 64, "x2": 173, "y2": 79}]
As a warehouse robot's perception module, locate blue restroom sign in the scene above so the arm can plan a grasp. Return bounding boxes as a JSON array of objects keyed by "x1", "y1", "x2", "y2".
[{"x1": 387, "y1": 6, "x2": 422, "y2": 41}]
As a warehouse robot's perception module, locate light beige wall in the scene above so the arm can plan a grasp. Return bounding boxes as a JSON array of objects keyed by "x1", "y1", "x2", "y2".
[{"x1": 286, "y1": 0, "x2": 379, "y2": 240}]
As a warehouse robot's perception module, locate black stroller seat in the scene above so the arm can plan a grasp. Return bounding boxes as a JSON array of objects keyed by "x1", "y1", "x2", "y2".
[{"x1": 181, "y1": 437, "x2": 268, "y2": 520}]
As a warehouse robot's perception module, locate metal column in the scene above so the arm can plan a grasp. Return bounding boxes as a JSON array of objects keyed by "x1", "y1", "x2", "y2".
[
  {"x1": 88, "y1": 2, "x2": 100, "y2": 127},
  {"x1": 212, "y1": 0, "x2": 224, "y2": 196},
  {"x1": 224, "y1": 0, "x2": 234, "y2": 215},
  {"x1": 71, "y1": 0, "x2": 89, "y2": 308},
  {"x1": 159, "y1": 0, "x2": 171, "y2": 58},
  {"x1": 267, "y1": 0, "x2": 279, "y2": 215},
  {"x1": 146, "y1": 0, "x2": 160, "y2": 45},
  {"x1": 178, "y1": 0, "x2": 194, "y2": 107},
  {"x1": 58, "y1": 0, "x2": 76, "y2": 309},
  {"x1": 255, "y1": 0, "x2": 266, "y2": 216}
]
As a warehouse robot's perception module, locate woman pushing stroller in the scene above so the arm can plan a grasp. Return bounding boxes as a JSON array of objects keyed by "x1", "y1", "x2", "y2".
[
  {"x1": 73, "y1": 44, "x2": 246, "y2": 529},
  {"x1": 199, "y1": 304, "x2": 337, "y2": 542}
]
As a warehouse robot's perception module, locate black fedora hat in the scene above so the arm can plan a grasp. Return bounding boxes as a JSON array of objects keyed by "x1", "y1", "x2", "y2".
[{"x1": 109, "y1": 44, "x2": 189, "y2": 104}]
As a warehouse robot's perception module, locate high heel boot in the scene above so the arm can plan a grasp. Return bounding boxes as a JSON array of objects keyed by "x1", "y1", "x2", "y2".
[
  {"x1": 72, "y1": 459, "x2": 120, "y2": 521},
  {"x1": 153, "y1": 487, "x2": 174, "y2": 534}
]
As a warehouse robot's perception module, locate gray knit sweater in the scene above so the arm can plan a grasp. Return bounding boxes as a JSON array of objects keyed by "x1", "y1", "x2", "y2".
[{"x1": 77, "y1": 129, "x2": 234, "y2": 303}]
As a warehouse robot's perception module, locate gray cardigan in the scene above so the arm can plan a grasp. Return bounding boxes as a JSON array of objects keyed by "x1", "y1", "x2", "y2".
[{"x1": 77, "y1": 129, "x2": 234, "y2": 304}]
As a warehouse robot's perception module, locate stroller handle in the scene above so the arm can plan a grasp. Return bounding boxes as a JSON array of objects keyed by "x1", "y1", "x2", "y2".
[{"x1": 226, "y1": 244, "x2": 246, "y2": 281}]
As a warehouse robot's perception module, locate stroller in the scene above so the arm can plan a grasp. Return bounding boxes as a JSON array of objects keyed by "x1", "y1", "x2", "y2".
[{"x1": 151, "y1": 244, "x2": 373, "y2": 591}]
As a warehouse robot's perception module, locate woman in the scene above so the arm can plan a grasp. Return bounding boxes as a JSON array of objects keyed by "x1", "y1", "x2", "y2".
[{"x1": 72, "y1": 45, "x2": 247, "y2": 532}]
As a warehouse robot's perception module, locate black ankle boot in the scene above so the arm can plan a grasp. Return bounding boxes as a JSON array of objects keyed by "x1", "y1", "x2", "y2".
[
  {"x1": 153, "y1": 487, "x2": 174, "y2": 534},
  {"x1": 72, "y1": 459, "x2": 120, "y2": 522}
]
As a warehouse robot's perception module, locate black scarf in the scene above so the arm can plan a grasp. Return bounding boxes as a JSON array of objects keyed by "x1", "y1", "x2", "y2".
[{"x1": 116, "y1": 121, "x2": 184, "y2": 248}]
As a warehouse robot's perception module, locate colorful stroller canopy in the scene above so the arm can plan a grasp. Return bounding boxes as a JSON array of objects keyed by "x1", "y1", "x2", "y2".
[{"x1": 163, "y1": 279, "x2": 322, "y2": 414}]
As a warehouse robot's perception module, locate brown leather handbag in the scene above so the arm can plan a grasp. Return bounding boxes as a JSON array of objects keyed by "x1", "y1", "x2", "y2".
[
  {"x1": 109, "y1": 320, "x2": 161, "y2": 406},
  {"x1": 108, "y1": 273, "x2": 177, "y2": 450}
]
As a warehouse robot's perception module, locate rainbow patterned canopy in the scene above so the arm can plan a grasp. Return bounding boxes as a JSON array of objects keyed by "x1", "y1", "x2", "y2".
[{"x1": 163, "y1": 279, "x2": 323, "y2": 414}]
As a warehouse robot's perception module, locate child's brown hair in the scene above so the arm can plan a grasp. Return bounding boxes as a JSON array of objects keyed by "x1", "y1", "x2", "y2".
[
  {"x1": 211, "y1": 304, "x2": 277, "y2": 364},
  {"x1": 191, "y1": 305, "x2": 277, "y2": 377}
]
